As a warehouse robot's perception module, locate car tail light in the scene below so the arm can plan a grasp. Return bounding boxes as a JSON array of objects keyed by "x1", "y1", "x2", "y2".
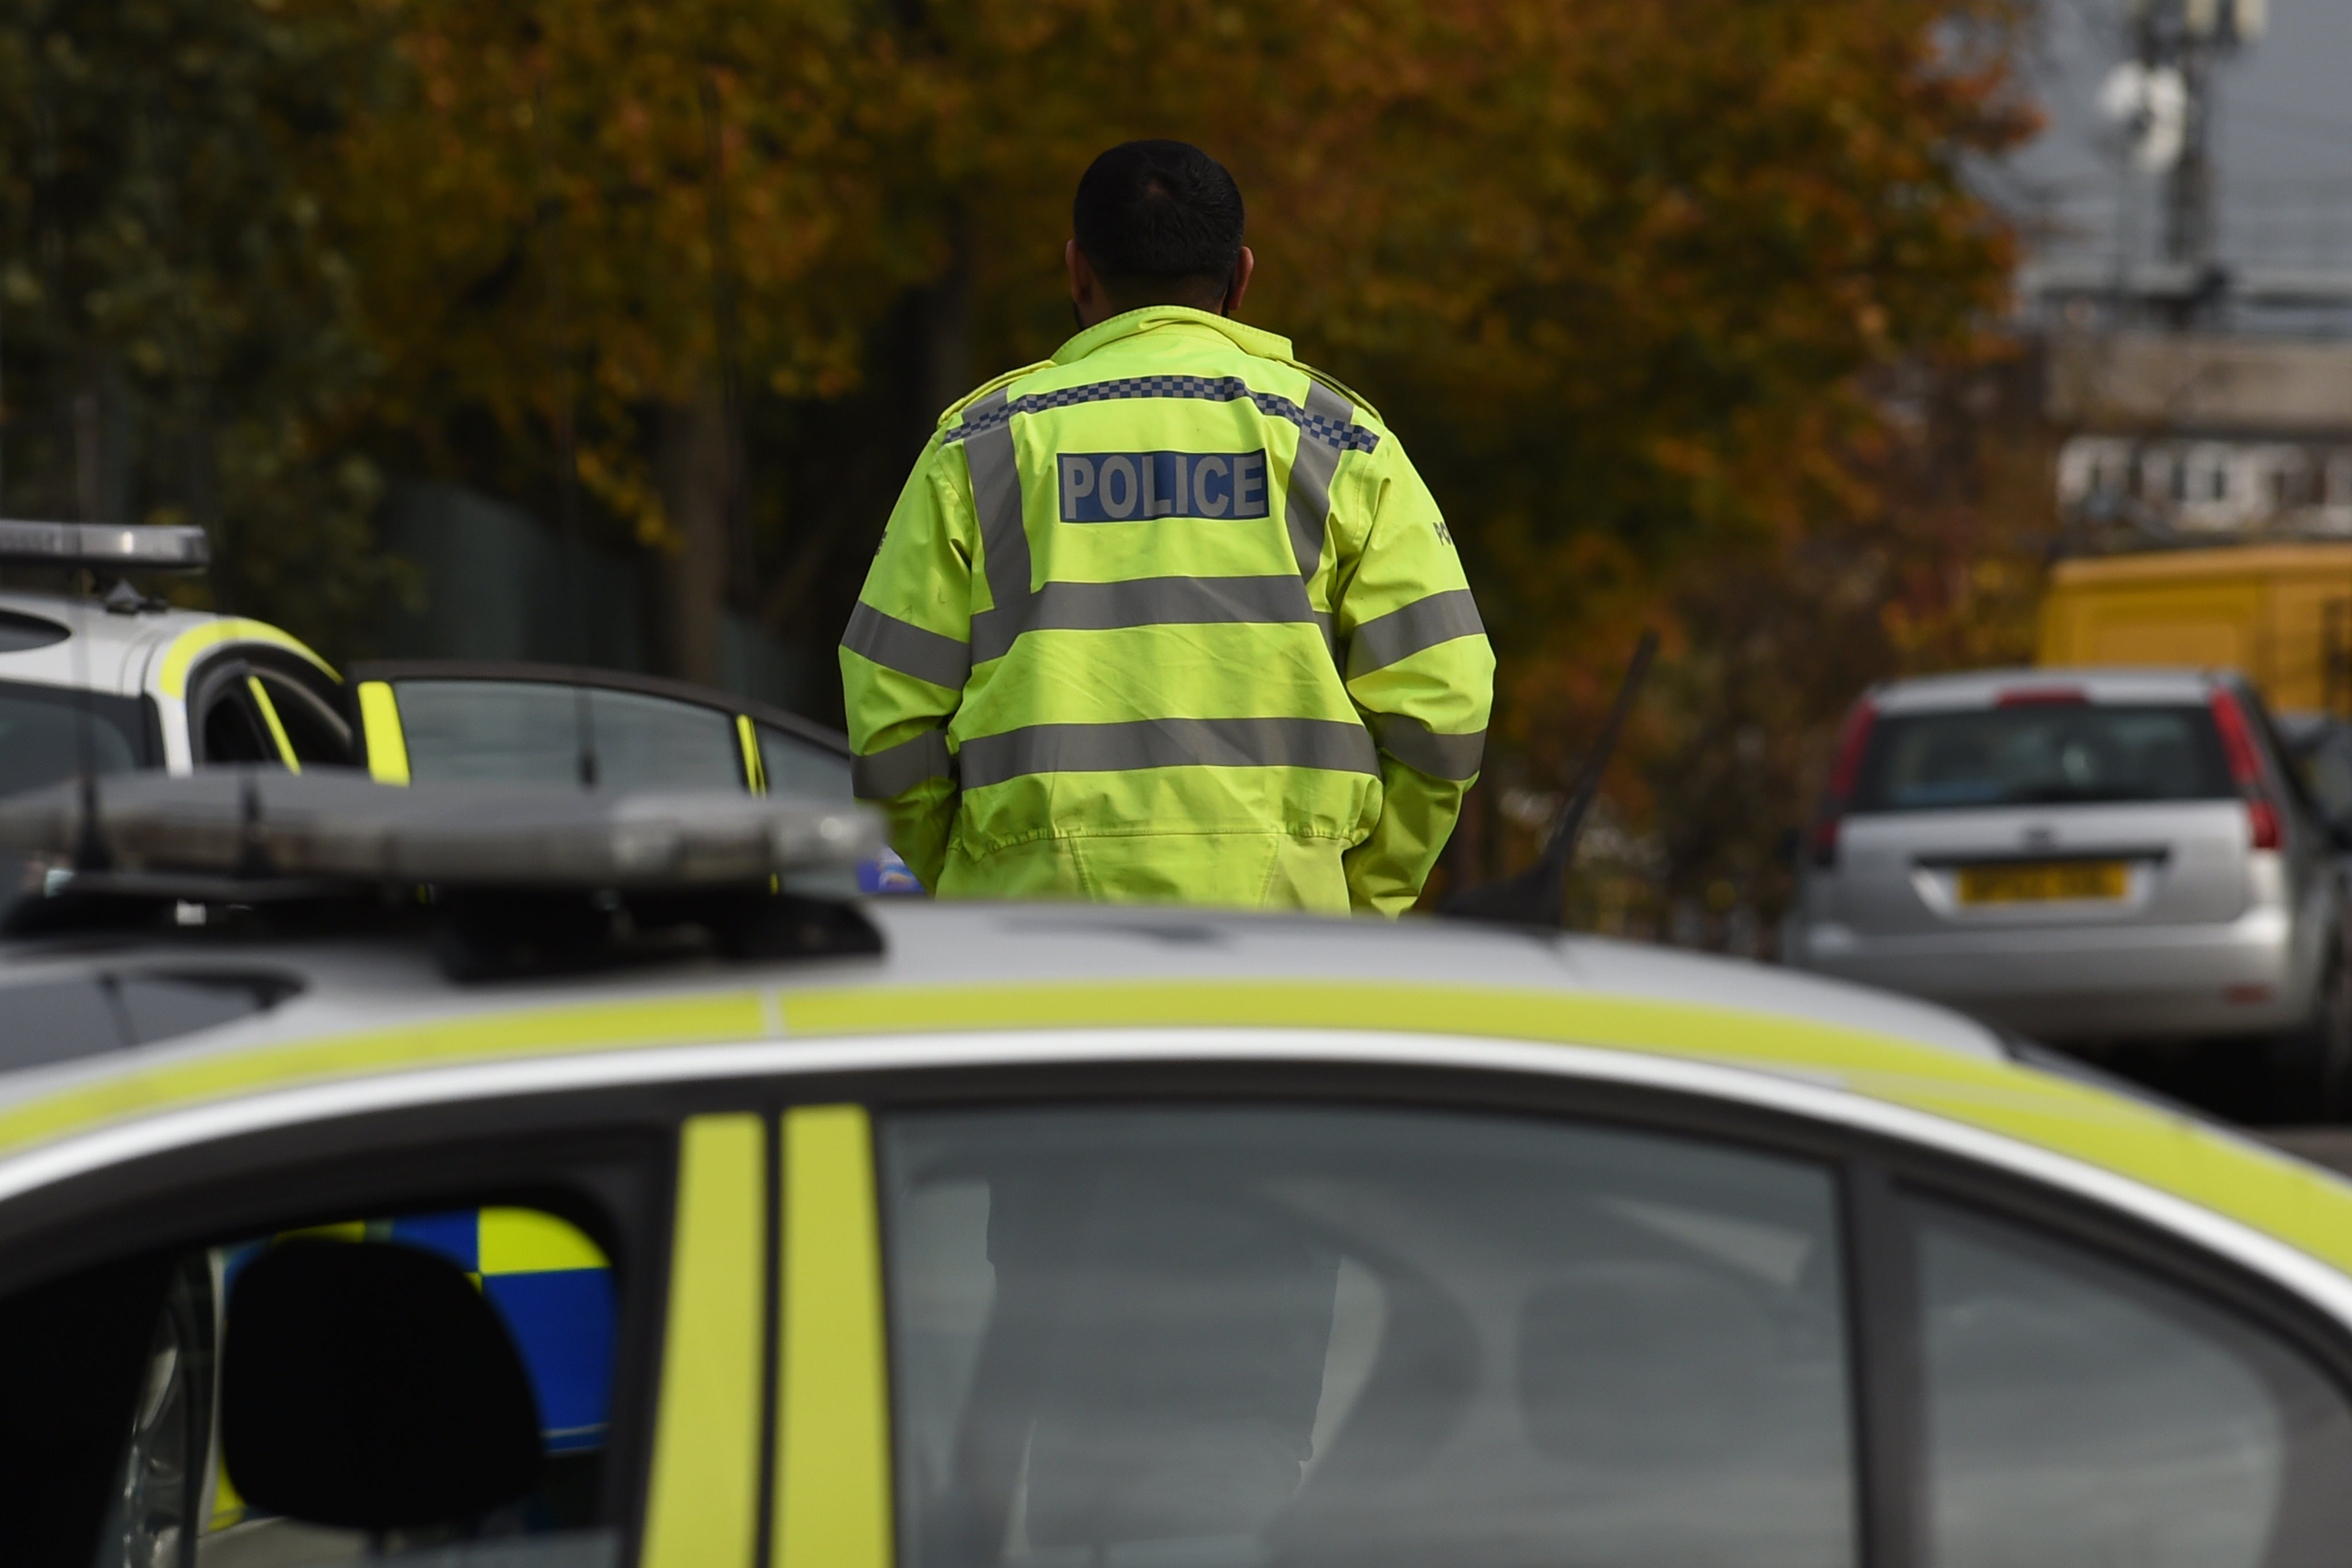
[
  {"x1": 1809, "y1": 699, "x2": 1878, "y2": 868},
  {"x1": 2208, "y1": 687, "x2": 2283, "y2": 850},
  {"x1": 1995, "y1": 686, "x2": 2088, "y2": 707}
]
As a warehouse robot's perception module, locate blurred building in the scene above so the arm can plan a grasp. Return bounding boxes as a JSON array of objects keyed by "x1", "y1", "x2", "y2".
[
  {"x1": 2044, "y1": 328, "x2": 2352, "y2": 538},
  {"x1": 2006, "y1": 0, "x2": 2352, "y2": 550}
]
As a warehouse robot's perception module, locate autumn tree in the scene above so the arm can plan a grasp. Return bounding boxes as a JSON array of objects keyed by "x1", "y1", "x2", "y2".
[
  {"x1": 320, "y1": 0, "x2": 936, "y2": 680},
  {"x1": 0, "y1": 0, "x2": 397, "y2": 653},
  {"x1": 320, "y1": 0, "x2": 2035, "y2": 713}
]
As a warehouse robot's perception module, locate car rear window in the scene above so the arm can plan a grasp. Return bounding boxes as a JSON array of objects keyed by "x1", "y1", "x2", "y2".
[{"x1": 1851, "y1": 704, "x2": 2237, "y2": 812}]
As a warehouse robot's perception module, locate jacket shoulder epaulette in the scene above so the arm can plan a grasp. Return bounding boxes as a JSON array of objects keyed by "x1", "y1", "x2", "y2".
[
  {"x1": 1282, "y1": 358, "x2": 1384, "y2": 427},
  {"x1": 936, "y1": 361, "x2": 1054, "y2": 430}
]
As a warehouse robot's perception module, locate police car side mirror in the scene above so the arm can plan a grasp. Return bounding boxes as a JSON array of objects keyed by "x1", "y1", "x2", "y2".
[{"x1": 221, "y1": 1240, "x2": 542, "y2": 1531}]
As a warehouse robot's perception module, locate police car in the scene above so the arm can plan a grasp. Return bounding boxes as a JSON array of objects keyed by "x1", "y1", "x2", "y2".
[
  {"x1": 0, "y1": 519, "x2": 916, "y2": 894},
  {"x1": 0, "y1": 522, "x2": 345, "y2": 796},
  {"x1": 7, "y1": 771, "x2": 2352, "y2": 1568}
]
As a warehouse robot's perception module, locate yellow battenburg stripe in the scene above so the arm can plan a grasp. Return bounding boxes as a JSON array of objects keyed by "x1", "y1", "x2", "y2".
[
  {"x1": 642, "y1": 1114, "x2": 768, "y2": 1568},
  {"x1": 0, "y1": 992, "x2": 770, "y2": 1160},
  {"x1": 154, "y1": 619, "x2": 338, "y2": 699},
  {"x1": 357, "y1": 680, "x2": 411, "y2": 784},
  {"x1": 246, "y1": 677, "x2": 300, "y2": 773},
  {"x1": 777, "y1": 978, "x2": 2352, "y2": 1284},
  {"x1": 479, "y1": 1206, "x2": 607, "y2": 1274},
  {"x1": 737, "y1": 714, "x2": 766, "y2": 794},
  {"x1": 777, "y1": 1104, "x2": 894, "y2": 1568}
]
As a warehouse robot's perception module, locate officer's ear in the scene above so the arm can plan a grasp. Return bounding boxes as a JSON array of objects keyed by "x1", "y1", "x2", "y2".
[
  {"x1": 1220, "y1": 246, "x2": 1255, "y2": 317},
  {"x1": 1068, "y1": 240, "x2": 1111, "y2": 327}
]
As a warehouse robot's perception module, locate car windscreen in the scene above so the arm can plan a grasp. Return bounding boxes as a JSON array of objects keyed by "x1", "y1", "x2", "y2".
[
  {"x1": 392, "y1": 679, "x2": 744, "y2": 791},
  {"x1": 0, "y1": 679, "x2": 146, "y2": 798},
  {"x1": 1850, "y1": 704, "x2": 2237, "y2": 812}
]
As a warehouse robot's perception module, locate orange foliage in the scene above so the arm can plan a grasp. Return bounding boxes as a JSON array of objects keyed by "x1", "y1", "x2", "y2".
[{"x1": 314, "y1": 0, "x2": 2045, "y2": 927}]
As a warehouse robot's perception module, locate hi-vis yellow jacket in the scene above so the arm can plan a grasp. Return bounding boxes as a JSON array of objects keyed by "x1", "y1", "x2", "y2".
[{"x1": 840, "y1": 306, "x2": 1494, "y2": 916}]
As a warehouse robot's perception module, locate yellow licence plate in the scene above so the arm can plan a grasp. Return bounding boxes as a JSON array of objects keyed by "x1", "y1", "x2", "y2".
[{"x1": 1956, "y1": 861, "x2": 2129, "y2": 904}]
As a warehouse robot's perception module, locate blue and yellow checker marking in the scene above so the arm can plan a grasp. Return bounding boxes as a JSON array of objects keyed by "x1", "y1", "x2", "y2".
[
  {"x1": 225, "y1": 1207, "x2": 615, "y2": 1454},
  {"x1": 384, "y1": 1207, "x2": 616, "y2": 1453}
]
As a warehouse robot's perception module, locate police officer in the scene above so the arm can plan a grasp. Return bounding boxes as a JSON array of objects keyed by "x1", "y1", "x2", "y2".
[{"x1": 841, "y1": 140, "x2": 1493, "y2": 915}]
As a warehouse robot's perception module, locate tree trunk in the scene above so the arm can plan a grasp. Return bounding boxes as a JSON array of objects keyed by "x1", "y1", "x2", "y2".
[
  {"x1": 919, "y1": 235, "x2": 972, "y2": 423},
  {"x1": 657, "y1": 386, "x2": 730, "y2": 685}
]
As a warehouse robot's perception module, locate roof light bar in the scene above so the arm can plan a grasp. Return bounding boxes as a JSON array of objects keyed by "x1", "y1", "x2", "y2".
[
  {"x1": 0, "y1": 770, "x2": 880, "y2": 889},
  {"x1": 0, "y1": 520, "x2": 211, "y2": 571}
]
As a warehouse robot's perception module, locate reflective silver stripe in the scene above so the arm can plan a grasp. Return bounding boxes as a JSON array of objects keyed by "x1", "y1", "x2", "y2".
[
  {"x1": 851, "y1": 728, "x2": 956, "y2": 799},
  {"x1": 941, "y1": 375, "x2": 1380, "y2": 454},
  {"x1": 960, "y1": 716, "x2": 1378, "y2": 789},
  {"x1": 1345, "y1": 590, "x2": 1487, "y2": 680},
  {"x1": 1373, "y1": 715, "x2": 1486, "y2": 780},
  {"x1": 970, "y1": 576, "x2": 1321, "y2": 663},
  {"x1": 842, "y1": 602, "x2": 971, "y2": 690},
  {"x1": 961, "y1": 388, "x2": 1032, "y2": 646},
  {"x1": 1283, "y1": 381, "x2": 1355, "y2": 584}
]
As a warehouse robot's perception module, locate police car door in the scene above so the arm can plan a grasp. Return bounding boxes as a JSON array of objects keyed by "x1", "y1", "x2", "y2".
[
  {"x1": 347, "y1": 663, "x2": 918, "y2": 893},
  {"x1": 0, "y1": 1087, "x2": 772, "y2": 1568}
]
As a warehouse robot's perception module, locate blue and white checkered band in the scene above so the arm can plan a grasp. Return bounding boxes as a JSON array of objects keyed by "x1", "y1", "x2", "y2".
[{"x1": 942, "y1": 375, "x2": 1382, "y2": 454}]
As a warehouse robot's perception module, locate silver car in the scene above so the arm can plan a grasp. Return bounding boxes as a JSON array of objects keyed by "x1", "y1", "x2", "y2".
[{"x1": 1785, "y1": 667, "x2": 2352, "y2": 1086}]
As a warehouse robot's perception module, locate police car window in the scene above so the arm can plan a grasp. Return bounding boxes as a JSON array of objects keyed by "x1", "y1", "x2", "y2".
[
  {"x1": 1909, "y1": 1198, "x2": 2352, "y2": 1568},
  {"x1": 756, "y1": 724, "x2": 852, "y2": 800},
  {"x1": 252, "y1": 673, "x2": 354, "y2": 769},
  {"x1": 0, "y1": 679, "x2": 144, "y2": 796},
  {"x1": 198, "y1": 685, "x2": 278, "y2": 768},
  {"x1": 883, "y1": 1106, "x2": 1855, "y2": 1568},
  {"x1": 392, "y1": 681, "x2": 743, "y2": 792},
  {"x1": 88, "y1": 1206, "x2": 621, "y2": 1568}
]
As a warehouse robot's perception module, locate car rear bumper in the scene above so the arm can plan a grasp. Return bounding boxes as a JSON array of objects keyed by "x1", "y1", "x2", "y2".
[{"x1": 1788, "y1": 908, "x2": 2312, "y2": 1042}]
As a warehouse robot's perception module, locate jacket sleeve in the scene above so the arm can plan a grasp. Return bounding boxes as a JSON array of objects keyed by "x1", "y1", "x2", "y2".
[
  {"x1": 840, "y1": 434, "x2": 977, "y2": 891},
  {"x1": 1332, "y1": 440, "x2": 1495, "y2": 917}
]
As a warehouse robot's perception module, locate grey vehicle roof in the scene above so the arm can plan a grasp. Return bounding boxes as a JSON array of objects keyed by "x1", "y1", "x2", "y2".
[
  {"x1": 1871, "y1": 665, "x2": 2225, "y2": 713},
  {"x1": 0, "y1": 899, "x2": 2007, "y2": 1105},
  {"x1": 0, "y1": 589, "x2": 258, "y2": 698}
]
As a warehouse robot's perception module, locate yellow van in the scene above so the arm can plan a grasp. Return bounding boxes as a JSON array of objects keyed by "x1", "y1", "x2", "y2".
[{"x1": 2038, "y1": 542, "x2": 2352, "y2": 714}]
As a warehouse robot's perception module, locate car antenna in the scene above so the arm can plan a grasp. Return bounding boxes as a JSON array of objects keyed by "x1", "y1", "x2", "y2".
[
  {"x1": 536, "y1": 77, "x2": 597, "y2": 790},
  {"x1": 1440, "y1": 629, "x2": 1658, "y2": 928}
]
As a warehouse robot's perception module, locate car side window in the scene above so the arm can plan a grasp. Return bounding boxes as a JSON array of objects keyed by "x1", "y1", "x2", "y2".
[
  {"x1": 391, "y1": 680, "x2": 744, "y2": 792},
  {"x1": 250, "y1": 669, "x2": 355, "y2": 770},
  {"x1": 882, "y1": 1105, "x2": 1856, "y2": 1568},
  {"x1": 187, "y1": 656, "x2": 353, "y2": 773},
  {"x1": 756, "y1": 723, "x2": 852, "y2": 801},
  {"x1": 1908, "y1": 1197, "x2": 2352, "y2": 1568},
  {"x1": 194, "y1": 676, "x2": 278, "y2": 768},
  {"x1": 2299, "y1": 727, "x2": 2352, "y2": 830},
  {"x1": 1, "y1": 1198, "x2": 626, "y2": 1568},
  {"x1": 2248, "y1": 696, "x2": 2324, "y2": 820}
]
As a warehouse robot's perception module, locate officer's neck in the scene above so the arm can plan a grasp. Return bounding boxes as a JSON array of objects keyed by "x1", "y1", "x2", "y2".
[{"x1": 1075, "y1": 294, "x2": 1229, "y2": 330}]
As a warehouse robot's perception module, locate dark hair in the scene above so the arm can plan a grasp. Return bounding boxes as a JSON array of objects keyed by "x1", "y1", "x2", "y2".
[{"x1": 1072, "y1": 141, "x2": 1245, "y2": 306}]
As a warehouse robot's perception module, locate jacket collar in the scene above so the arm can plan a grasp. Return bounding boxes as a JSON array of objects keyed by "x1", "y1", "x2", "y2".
[{"x1": 1051, "y1": 304, "x2": 1294, "y2": 366}]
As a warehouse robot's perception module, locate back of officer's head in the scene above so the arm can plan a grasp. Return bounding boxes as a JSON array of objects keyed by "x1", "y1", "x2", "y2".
[{"x1": 1073, "y1": 141, "x2": 1245, "y2": 311}]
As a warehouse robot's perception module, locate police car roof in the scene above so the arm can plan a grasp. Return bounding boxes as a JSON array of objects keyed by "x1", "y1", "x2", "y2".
[
  {"x1": 0, "y1": 589, "x2": 262, "y2": 698},
  {"x1": 0, "y1": 896, "x2": 2006, "y2": 1073}
]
